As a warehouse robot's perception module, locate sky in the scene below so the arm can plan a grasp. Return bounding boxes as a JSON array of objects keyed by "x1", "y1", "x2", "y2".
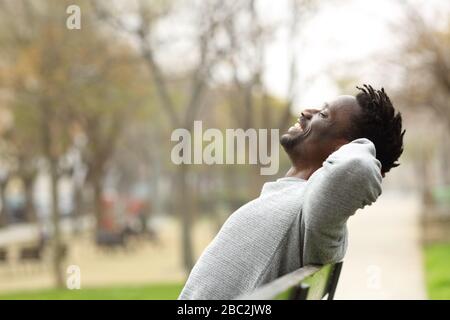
[{"x1": 259, "y1": 0, "x2": 449, "y2": 111}]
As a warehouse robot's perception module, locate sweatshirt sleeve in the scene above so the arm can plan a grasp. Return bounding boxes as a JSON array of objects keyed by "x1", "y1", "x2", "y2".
[{"x1": 301, "y1": 138, "x2": 383, "y2": 265}]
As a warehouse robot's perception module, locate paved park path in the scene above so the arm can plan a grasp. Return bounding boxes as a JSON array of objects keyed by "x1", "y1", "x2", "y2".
[{"x1": 334, "y1": 191, "x2": 427, "y2": 299}]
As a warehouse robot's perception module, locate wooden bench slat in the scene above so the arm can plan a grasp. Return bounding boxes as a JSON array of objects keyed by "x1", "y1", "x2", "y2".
[{"x1": 236, "y1": 262, "x2": 343, "y2": 300}]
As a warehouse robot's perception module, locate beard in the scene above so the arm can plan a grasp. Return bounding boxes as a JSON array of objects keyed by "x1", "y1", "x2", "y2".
[{"x1": 280, "y1": 132, "x2": 303, "y2": 153}]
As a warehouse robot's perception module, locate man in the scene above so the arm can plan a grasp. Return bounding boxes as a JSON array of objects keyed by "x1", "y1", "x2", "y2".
[{"x1": 178, "y1": 84, "x2": 405, "y2": 300}]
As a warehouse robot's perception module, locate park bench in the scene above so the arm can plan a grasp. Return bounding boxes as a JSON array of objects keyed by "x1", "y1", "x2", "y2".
[
  {"x1": 237, "y1": 262, "x2": 343, "y2": 300},
  {"x1": 19, "y1": 238, "x2": 46, "y2": 262},
  {"x1": 96, "y1": 229, "x2": 128, "y2": 251}
]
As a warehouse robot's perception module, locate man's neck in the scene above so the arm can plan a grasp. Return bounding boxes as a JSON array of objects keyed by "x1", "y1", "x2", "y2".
[{"x1": 285, "y1": 165, "x2": 319, "y2": 180}]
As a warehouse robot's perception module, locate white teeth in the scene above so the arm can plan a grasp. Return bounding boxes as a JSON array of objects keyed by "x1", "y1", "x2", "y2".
[{"x1": 294, "y1": 123, "x2": 300, "y2": 128}]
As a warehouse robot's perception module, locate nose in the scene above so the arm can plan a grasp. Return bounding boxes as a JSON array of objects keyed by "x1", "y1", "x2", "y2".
[{"x1": 301, "y1": 108, "x2": 319, "y2": 120}]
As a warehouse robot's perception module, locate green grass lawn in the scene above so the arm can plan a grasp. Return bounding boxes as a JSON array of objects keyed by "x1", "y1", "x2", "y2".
[
  {"x1": 0, "y1": 283, "x2": 183, "y2": 300},
  {"x1": 424, "y1": 243, "x2": 450, "y2": 300}
]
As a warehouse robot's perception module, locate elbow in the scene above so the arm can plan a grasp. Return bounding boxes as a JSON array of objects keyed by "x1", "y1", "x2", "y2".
[
  {"x1": 348, "y1": 157, "x2": 382, "y2": 181},
  {"x1": 347, "y1": 157, "x2": 383, "y2": 202}
]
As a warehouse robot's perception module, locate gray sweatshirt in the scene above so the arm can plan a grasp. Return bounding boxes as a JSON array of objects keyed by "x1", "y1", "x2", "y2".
[{"x1": 178, "y1": 138, "x2": 382, "y2": 300}]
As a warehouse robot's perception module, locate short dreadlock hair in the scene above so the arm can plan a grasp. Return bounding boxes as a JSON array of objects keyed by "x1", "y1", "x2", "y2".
[{"x1": 350, "y1": 84, "x2": 405, "y2": 175}]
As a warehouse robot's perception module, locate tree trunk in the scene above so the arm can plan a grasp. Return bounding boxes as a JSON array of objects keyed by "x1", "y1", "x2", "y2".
[
  {"x1": 416, "y1": 149, "x2": 434, "y2": 210},
  {"x1": 441, "y1": 129, "x2": 450, "y2": 185},
  {"x1": 23, "y1": 177, "x2": 37, "y2": 223},
  {"x1": 178, "y1": 163, "x2": 194, "y2": 273},
  {"x1": 0, "y1": 185, "x2": 7, "y2": 228},
  {"x1": 92, "y1": 175, "x2": 104, "y2": 233},
  {"x1": 49, "y1": 159, "x2": 64, "y2": 288},
  {"x1": 72, "y1": 184, "x2": 83, "y2": 235}
]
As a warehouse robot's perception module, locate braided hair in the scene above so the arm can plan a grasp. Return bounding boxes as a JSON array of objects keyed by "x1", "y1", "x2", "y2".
[{"x1": 351, "y1": 84, "x2": 405, "y2": 175}]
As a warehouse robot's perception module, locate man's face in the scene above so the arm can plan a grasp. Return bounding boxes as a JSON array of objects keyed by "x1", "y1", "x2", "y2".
[{"x1": 280, "y1": 95, "x2": 361, "y2": 165}]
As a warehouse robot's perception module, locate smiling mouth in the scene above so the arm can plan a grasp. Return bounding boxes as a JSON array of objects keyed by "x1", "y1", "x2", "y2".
[
  {"x1": 288, "y1": 119, "x2": 305, "y2": 134},
  {"x1": 294, "y1": 120, "x2": 304, "y2": 131}
]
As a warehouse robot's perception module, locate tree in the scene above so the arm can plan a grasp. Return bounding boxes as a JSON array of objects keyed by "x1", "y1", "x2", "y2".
[
  {"x1": 64, "y1": 28, "x2": 150, "y2": 233},
  {"x1": 0, "y1": 0, "x2": 77, "y2": 287},
  {"x1": 92, "y1": 0, "x2": 238, "y2": 272},
  {"x1": 0, "y1": 0, "x2": 149, "y2": 286},
  {"x1": 396, "y1": 5, "x2": 450, "y2": 187}
]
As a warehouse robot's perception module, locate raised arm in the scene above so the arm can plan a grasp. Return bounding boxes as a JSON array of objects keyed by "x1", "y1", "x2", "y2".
[{"x1": 301, "y1": 138, "x2": 382, "y2": 265}]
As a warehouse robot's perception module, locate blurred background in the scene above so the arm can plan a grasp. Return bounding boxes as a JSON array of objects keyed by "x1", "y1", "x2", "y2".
[{"x1": 0, "y1": 0, "x2": 448, "y2": 300}]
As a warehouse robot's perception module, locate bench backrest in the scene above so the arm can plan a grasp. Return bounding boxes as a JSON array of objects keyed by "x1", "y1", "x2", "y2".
[{"x1": 236, "y1": 262, "x2": 343, "y2": 300}]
